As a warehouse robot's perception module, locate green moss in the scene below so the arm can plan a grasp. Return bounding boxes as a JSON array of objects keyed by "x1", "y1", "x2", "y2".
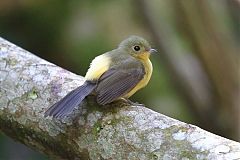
[
  {"x1": 179, "y1": 150, "x2": 198, "y2": 159},
  {"x1": 106, "y1": 117, "x2": 120, "y2": 126},
  {"x1": 92, "y1": 121, "x2": 102, "y2": 136},
  {"x1": 3, "y1": 57, "x2": 18, "y2": 66},
  {"x1": 27, "y1": 88, "x2": 38, "y2": 100},
  {"x1": 178, "y1": 126, "x2": 189, "y2": 133}
]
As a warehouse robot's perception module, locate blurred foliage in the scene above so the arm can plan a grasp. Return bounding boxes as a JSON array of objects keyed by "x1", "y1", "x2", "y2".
[{"x1": 0, "y1": 0, "x2": 239, "y2": 159}]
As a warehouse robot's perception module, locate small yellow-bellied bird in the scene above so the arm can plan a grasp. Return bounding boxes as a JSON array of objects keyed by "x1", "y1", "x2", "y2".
[{"x1": 45, "y1": 36, "x2": 157, "y2": 118}]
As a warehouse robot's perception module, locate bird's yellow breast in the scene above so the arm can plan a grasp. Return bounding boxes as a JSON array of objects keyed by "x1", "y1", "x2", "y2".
[{"x1": 124, "y1": 57, "x2": 153, "y2": 98}]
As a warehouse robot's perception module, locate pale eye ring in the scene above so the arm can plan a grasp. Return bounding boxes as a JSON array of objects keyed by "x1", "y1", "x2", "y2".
[{"x1": 133, "y1": 45, "x2": 141, "y2": 51}]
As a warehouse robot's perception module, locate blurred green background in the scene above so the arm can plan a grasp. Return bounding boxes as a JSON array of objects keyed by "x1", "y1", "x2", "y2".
[{"x1": 0, "y1": 0, "x2": 239, "y2": 159}]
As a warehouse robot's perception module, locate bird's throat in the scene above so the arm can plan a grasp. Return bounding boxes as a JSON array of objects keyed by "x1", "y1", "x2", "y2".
[{"x1": 136, "y1": 51, "x2": 151, "y2": 60}]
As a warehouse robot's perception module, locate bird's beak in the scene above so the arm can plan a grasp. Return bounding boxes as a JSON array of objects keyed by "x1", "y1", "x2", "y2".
[{"x1": 150, "y1": 48, "x2": 158, "y2": 54}]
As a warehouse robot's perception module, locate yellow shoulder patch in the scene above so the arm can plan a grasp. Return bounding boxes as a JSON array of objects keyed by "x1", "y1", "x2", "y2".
[{"x1": 85, "y1": 54, "x2": 111, "y2": 81}]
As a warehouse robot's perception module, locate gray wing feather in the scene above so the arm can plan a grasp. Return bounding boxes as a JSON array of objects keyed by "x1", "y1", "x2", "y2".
[{"x1": 96, "y1": 68, "x2": 144, "y2": 105}]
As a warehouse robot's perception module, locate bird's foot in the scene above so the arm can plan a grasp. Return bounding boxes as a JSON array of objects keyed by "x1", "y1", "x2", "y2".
[{"x1": 120, "y1": 98, "x2": 145, "y2": 107}]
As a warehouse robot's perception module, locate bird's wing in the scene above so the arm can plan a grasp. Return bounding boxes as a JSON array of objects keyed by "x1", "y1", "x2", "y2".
[{"x1": 95, "y1": 67, "x2": 145, "y2": 105}]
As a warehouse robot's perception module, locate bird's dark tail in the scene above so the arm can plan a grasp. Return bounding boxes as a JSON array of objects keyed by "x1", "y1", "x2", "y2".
[{"x1": 44, "y1": 81, "x2": 96, "y2": 118}]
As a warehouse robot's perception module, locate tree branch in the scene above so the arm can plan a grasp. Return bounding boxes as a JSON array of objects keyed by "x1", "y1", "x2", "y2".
[{"x1": 0, "y1": 37, "x2": 239, "y2": 159}]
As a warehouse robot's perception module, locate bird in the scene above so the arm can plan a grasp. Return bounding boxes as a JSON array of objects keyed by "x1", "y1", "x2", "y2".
[{"x1": 45, "y1": 35, "x2": 157, "y2": 118}]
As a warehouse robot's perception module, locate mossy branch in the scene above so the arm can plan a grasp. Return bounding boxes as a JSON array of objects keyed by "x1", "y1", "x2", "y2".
[{"x1": 0, "y1": 37, "x2": 239, "y2": 160}]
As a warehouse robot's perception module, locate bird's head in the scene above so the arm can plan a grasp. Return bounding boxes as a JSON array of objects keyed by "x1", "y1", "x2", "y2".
[{"x1": 118, "y1": 35, "x2": 156, "y2": 60}]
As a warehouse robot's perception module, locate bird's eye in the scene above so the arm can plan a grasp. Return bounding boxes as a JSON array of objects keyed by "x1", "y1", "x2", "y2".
[{"x1": 133, "y1": 45, "x2": 141, "y2": 51}]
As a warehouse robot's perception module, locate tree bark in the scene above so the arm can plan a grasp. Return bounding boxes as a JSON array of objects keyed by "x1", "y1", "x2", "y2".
[{"x1": 0, "y1": 37, "x2": 239, "y2": 160}]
